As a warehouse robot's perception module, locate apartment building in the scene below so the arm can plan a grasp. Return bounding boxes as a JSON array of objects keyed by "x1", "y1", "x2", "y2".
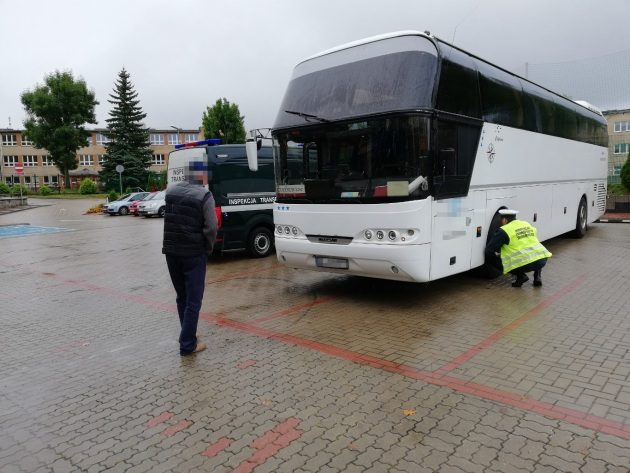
[
  {"x1": 602, "y1": 109, "x2": 630, "y2": 184},
  {"x1": 0, "y1": 128, "x2": 202, "y2": 190}
]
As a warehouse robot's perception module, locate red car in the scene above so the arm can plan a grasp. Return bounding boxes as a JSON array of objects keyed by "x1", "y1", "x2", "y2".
[{"x1": 129, "y1": 192, "x2": 157, "y2": 216}]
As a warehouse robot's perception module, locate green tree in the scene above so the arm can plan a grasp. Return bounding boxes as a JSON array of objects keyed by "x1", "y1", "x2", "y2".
[
  {"x1": 21, "y1": 71, "x2": 98, "y2": 187},
  {"x1": 621, "y1": 152, "x2": 630, "y2": 191},
  {"x1": 100, "y1": 68, "x2": 152, "y2": 190},
  {"x1": 201, "y1": 98, "x2": 246, "y2": 144}
]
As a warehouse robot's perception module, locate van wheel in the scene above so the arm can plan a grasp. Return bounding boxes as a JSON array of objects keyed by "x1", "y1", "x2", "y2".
[
  {"x1": 247, "y1": 227, "x2": 273, "y2": 258},
  {"x1": 572, "y1": 197, "x2": 587, "y2": 238}
]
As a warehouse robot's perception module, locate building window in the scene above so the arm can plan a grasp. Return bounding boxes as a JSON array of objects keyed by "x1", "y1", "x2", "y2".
[
  {"x1": 613, "y1": 143, "x2": 630, "y2": 154},
  {"x1": 5, "y1": 176, "x2": 18, "y2": 185},
  {"x1": 2, "y1": 134, "x2": 17, "y2": 146},
  {"x1": 24, "y1": 176, "x2": 33, "y2": 187},
  {"x1": 79, "y1": 155, "x2": 93, "y2": 166},
  {"x1": 150, "y1": 133, "x2": 164, "y2": 145},
  {"x1": 23, "y1": 155, "x2": 37, "y2": 167},
  {"x1": 21, "y1": 135, "x2": 33, "y2": 146},
  {"x1": 614, "y1": 121, "x2": 630, "y2": 132},
  {"x1": 3, "y1": 155, "x2": 17, "y2": 166},
  {"x1": 85, "y1": 136, "x2": 93, "y2": 146},
  {"x1": 168, "y1": 133, "x2": 180, "y2": 145},
  {"x1": 42, "y1": 155, "x2": 54, "y2": 166},
  {"x1": 151, "y1": 154, "x2": 165, "y2": 165},
  {"x1": 98, "y1": 154, "x2": 106, "y2": 165},
  {"x1": 43, "y1": 175, "x2": 59, "y2": 185},
  {"x1": 96, "y1": 133, "x2": 109, "y2": 144},
  {"x1": 185, "y1": 133, "x2": 198, "y2": 143}
]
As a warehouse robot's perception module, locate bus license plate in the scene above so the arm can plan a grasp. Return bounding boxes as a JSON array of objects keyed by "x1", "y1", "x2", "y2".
[{"x1": 315, "y1": 256, "x2": 349, "y2": 269}]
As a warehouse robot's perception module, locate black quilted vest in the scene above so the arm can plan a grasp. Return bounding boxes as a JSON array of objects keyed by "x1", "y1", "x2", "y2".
[{"x1": 162, "y1": 183, "x2": 211, "y2": 256}]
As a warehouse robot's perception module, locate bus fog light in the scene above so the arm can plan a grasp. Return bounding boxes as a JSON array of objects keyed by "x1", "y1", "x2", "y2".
[
  {"x1": 391, "y1": 266, "x2": 399, "y2": 274},
  {"x1": 376, "y1": 230, "x2": 384, "y2": 240},
  {"x1": 388, "y1": 230, "x2": 397, "y2": 241},
  {"x1": 365, "y1": 230, "x2": 373, "y2": 240},
  {"x1": 407, "y1": 229, "x2": 414, "y2": 236}
]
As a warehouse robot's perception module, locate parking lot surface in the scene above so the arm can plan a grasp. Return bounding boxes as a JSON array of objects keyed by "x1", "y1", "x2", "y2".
[{"x1": 1, "y1": 198, "x2": 630, "y2": 473}]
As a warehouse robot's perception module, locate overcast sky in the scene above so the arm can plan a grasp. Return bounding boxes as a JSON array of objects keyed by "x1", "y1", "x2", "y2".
[{"x1": 2, "y1": 0, "x2": 630, "y2": 133}]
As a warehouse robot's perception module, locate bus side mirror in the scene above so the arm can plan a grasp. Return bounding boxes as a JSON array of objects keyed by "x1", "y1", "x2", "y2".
[{"x1": 246, "y1": 138, "x2": 258, "y2": 171}]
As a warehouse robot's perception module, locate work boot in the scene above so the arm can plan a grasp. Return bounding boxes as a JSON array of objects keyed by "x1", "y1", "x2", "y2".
[
  {"x1": 533, "y1": 270, "x2": 542, "y2": 287},
  {"x1": 512, "y1": 273, "x2": 529, "y2": 287}
]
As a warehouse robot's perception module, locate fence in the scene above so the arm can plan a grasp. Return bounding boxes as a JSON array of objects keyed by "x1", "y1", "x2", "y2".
[{"x1": 607, "y1": 195, "x2": 630, "y2": 212}]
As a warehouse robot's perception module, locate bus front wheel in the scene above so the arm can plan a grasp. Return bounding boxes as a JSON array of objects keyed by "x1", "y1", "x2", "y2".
[
  {"x1": 247, "y1": 227, "x2": 273, "y2": 258},
  {"x1": 572, "y1": 197, "x2": 587, "y2": 238}
]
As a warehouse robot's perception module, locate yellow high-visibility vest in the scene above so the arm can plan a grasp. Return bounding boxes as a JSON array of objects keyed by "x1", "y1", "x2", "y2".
[{"x1": 500, "y1": 220, "x2": 552, "y2": 274}]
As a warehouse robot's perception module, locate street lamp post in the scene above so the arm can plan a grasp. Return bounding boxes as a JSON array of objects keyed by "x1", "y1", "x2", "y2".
[{"x1": 170, "y1": 125, "x2": 182, "y2": 146}]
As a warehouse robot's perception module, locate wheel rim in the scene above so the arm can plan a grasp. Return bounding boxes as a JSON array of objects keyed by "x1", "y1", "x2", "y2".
[
  {"x1": 120, "y1": 207, "x2": 128, "y2": 215},
  {"x1": 579, "y1": 203, "x2": 587, "y2": 230},
  {"x1": 254, "y1": 233, "x2": 270, "y2": 254}
]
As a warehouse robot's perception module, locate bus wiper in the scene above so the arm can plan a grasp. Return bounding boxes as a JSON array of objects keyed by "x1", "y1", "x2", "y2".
[{"x1": 284, "y1": 110, "x2": 331, "y2": 123}]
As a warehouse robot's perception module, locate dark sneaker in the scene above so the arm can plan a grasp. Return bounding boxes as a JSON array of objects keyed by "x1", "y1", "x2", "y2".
[
  {"x1": 533, "y1": 279, "x2": 542, "y2": 287},
  {"x1": 512, "y1": 274, "x2": 529, "y2": 287}
]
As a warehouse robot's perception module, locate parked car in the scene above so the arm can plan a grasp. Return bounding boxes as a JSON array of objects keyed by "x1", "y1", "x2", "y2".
[
  {"x1": 138, "y1": 191, "x2": 166, "y2": 217},
  {"x1": 104, "y1": 192, "x2": 150, "y2": 216},
  {"x1": 129, "y1": 192, "x2": 157, "y2": 216}
]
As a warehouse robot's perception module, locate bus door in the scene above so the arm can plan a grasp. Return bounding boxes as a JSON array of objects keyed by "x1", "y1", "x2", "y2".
[{"x1": 430, "y1": 120, "x2": 481, "y2": 280}]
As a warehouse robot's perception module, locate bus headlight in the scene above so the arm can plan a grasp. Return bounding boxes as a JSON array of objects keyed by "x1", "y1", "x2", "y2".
[
  {"x1": 388, "y1": 230, "x2": 397, "y2": 241},
  {"x1": 292, "y1": 227, "x2": 298, "y2": 236},
  {"x1": 365, "y1": 230, "x2": 373, "y2": 240},
  {"x1": 376, "y1": 230, "x2": 384, "y2": 240},
  {"x1": 284, "y1": 226, "x2": 291, "y2": 234},
  {"x1": 276, "y1": 225, "x2": 283, "y2": 234}
]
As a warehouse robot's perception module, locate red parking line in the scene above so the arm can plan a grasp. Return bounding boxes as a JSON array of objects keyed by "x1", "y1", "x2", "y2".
[
  {"x1": 250, "y1": 296, "x2": 336, "y2": 324},
  {"x1": 232, "y1": 418, "x2": 302, "y2": 473},
  {"x1": 201, "y1": 437, "x2": 233, "y2": 457},
  {"x1": 434, "y1": 274, "x2": 588, "y2": 377},
  {"x1": 161, "y1": 420, "x2": 192, "y2": 437},
  {"x1": 237, "y1": 359, "x2": 257, "y2": 369},
  {"x1": 145, "y1": 411, "x2": 175, "y2": 428}
]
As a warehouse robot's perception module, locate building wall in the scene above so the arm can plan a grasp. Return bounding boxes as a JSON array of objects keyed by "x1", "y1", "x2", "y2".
[
  {"x1": 602, "y1": 109, "x2": 630, "y2": 184},
  {"x1": 0, "y1": 128, "x2": 203, "y2": 189}
]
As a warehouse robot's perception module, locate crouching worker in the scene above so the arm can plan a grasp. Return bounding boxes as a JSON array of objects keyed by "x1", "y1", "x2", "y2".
[
  {"x1": 485, "y1": 209, "x2": 552, "y2": 288},
  {"x1": 162, "y1": 162, "x2": 217, "y2": 355}
]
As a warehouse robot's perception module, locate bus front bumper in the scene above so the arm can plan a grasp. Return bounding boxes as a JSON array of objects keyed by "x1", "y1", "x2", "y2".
[{"x1": 275, "y1": 238, "x2": 431, "y2": 282}]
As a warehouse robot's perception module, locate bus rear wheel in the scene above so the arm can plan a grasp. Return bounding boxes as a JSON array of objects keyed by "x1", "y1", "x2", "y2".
[
  {"x1": 247, "y1": 227, "x2": 273, "y2": 258},
  {"x1": 572, "y1": 197, "x2": 587, "y2": 238}
]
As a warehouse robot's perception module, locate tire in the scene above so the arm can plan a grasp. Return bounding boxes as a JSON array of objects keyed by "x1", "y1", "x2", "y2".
[
  {"x1": 481, "y1": 211, "x2": 504, "y2": 279},
  {"x1": 247, "y1": 226, "x2": 273, "y2": 258},
  {"x1": 118, "y1": 206, "x2": 129, "y2": 216},
  {"x1": 572, "y1": 197, "x2": 587, "y2": 238},
  {"x1": 158, "y1": 207, "x2": 166, "y2": 218}
]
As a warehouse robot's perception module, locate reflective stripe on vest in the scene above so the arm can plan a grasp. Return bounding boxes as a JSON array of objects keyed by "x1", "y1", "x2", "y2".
[{"x1": 500, "y1": 220, "x2": 552, "y2": 274}]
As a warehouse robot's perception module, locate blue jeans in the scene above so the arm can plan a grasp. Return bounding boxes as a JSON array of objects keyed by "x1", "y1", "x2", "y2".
[{"x1": 165, "y1": 254, "x2": 207, "y2": 354}]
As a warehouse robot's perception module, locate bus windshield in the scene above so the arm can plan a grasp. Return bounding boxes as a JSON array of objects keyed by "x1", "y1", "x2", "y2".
[{"x1": 273, "y1": 115, "x2": 432, "y2": 203}]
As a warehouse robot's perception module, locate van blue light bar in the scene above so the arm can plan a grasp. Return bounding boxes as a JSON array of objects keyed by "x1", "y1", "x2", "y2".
[{"x1": 175, "y1": 138, "x2": 221, "y2": 149}]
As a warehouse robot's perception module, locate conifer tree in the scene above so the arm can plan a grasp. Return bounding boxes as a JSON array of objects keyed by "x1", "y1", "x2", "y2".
[{"x1": 100, "y1": 68, "x2": 152, "y2": 190}]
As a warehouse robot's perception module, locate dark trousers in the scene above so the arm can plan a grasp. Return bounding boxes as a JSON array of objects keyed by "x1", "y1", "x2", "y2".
[
  {"x1": 511, "y1": 258, "x2": 547, "y2": 278},
  {"x1": 165, "y1": 254, "x2": 207, "y2": 354}
]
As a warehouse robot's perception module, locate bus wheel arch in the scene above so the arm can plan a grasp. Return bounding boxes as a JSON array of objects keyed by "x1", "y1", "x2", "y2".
[
  {"x1": 482, "y1": 208, "x2": 506, "y2": 279},
  {"x1": 247, "y1": 225, "x2": 274, "y2": 258},
  {"x1": 572, "y1": 196, "x2": 588, "y2": 238}
]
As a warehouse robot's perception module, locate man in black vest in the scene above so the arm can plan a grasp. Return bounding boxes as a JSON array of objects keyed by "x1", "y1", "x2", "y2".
[{"x1": 162, "y1": 163, "x2": 217, "y2": 356}]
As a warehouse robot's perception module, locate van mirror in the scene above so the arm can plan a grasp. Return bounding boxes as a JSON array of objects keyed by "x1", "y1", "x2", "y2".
[{"x1": 246, "y1": 138, "x2": 258, "y2": 171}]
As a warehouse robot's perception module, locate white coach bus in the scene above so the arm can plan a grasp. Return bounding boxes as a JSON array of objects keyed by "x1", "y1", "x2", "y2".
[{"x1": 247, "y1": 31, "x2": 608, "y2": 282}]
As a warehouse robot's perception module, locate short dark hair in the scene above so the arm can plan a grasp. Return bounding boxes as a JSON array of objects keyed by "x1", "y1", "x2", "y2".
[{"x1": 503, "y1": 214, "x2": 517, "y2": 223}]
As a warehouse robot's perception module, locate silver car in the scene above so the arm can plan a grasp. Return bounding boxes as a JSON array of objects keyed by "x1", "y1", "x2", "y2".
[
  {"x1": 104, "y1": 192, "x2": 150, "y2": 216},
  {"x1": 138, "y1": 191, "x2": 166, "y2": 217}
]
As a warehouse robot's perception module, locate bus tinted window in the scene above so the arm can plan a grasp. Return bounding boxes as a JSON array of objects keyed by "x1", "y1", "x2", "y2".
[
  {"x1": 436, "y1": 46, "x2": 481, "y2": 118},
  {"x1": 476, "y1": 60, "x2": 524, "y2": 128},
  {"x1": 275, "y1": 50, "x2": 437, "y2": 128}
]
